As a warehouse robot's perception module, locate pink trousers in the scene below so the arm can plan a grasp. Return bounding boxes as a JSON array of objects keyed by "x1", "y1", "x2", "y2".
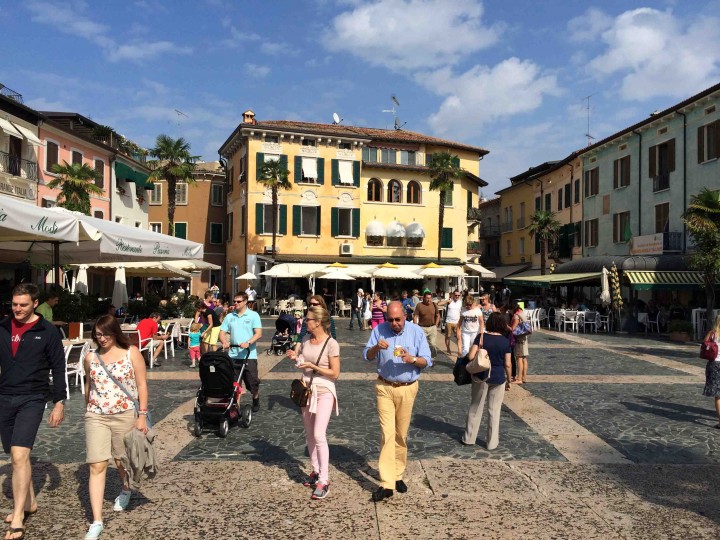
[{"x1": 301, "y1": 391, "x2": 335, "y2": 485}]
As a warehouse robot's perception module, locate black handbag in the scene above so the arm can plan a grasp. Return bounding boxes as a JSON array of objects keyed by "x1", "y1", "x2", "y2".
[
  {"x1": 453, "y1": 356, "x2": 472, "y2": 386},
  {"x1": 290, "y1": 337, "x2": 330, "y2": 407}
]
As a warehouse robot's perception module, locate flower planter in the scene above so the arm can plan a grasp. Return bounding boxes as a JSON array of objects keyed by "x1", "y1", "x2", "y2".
[{"x1": 670, "y1": 331, "x2": 691, "y2": 343}]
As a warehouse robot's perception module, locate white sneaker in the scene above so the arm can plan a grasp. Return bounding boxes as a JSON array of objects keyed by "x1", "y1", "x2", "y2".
[
  {"x1": 113, "y1": 490, "x2": 132, "y2": 511},
  {"x1": 85, "y1": 521, "x2": 104, "y2": 539}
]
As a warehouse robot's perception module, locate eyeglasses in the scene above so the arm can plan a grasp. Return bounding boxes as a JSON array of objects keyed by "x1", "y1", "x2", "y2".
[
  {"x1": 309, "y1": 302, "x2": 320, "y2": 306},
  {"x1": 94, "y1": 333, "x2": 111, "y2": 339},
  {"x1": 234, "y1": 299, "x2": 246, "y2": 304},
  {"x1": 453, "y1": 295, "x2": 460, "y2": 298},
  {"x1": 306, "y1": 318, "x2": 317, "y2": 322},
  {"x1": 388, "y1": 317, "x2": 404, "y2": 322}
]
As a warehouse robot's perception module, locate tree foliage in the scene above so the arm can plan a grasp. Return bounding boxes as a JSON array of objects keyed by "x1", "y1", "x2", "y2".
[
  {"x1": 428, "y1": 152, "x2": 462, "y2": 262},
  {"x1": 47, "y1": 161, "x2": 103, "y2": 215},
  {"x1": 528, "y1": 210, "x2": 561, "y2": 275},
  {"x1": 683, "y1": 188, "x2": 720, "y2": 314},
  {"x1": 258, "y1": 158, "x2": 291, "y2": 257}
]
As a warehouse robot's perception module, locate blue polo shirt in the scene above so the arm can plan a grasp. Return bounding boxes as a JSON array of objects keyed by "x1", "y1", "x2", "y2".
[
  {"x1": 220, "y1": 309, "x2": 262, "y2": 360},
  {"x1": 363, "y1": 320, "x2": 432, "y2": 383}
]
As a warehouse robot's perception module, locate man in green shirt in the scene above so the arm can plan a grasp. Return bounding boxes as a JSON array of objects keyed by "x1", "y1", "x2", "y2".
[{"x1": 35, "y1": 293, "x2": 66, "y2": 329}]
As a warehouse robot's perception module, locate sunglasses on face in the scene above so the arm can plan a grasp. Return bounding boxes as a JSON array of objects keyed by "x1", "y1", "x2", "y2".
[
  {"x1": 309, "y1": 302, "x2": 320, "y2": 306},
  {"x1": 234, "y1": 299, "x2": 246, "y2": 304},
  {"x1": 388, "y1": 317, "x2": 404, "y2": 322}
]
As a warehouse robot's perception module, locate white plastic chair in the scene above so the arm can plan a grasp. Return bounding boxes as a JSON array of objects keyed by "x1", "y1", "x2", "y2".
[
  {"x1": 582, "y1": 311, "x2": 598, "y2": 333},
  {"x1": 131, "y1": 330, "x2": 155, "y2": 368},
  {"x1": 161, "y1": 322, "x2": 176, "y2": 359},
  {"x1": 562, "y1": 310, "x2": 579, "y2": 332},
  {"x1": 63, "y1": 342, "x2": 89, "y2": 399},
  {"x1": 537, "y1": 308, "x2": 548, "y2": 328},
  {"x1": 646, "y1": 313, "x2": 660, "y2": 333}
]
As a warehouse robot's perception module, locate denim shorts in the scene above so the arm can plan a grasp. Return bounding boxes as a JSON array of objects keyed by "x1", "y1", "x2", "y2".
[{"x1": 0, "y1": 394, "x2": 47, "y2": 453}]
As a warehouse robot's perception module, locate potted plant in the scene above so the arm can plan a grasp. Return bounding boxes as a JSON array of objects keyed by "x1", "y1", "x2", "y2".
[
  {"x1": 668, "y1": 320, "x2": 693, "y2": 342},
  {"x1": 116, "y1": 185, "x2": 126, "y2": 196},
  {"x1": 136, "y1": 194, "x2": 145, "y2": 204}
]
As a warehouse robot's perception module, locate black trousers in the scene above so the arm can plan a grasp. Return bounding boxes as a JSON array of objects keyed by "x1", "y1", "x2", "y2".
[{"x1": 235, "y1": 359, "x2": 260, "y2": 395}]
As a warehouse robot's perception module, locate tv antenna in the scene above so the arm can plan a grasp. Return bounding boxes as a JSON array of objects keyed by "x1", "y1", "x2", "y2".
[
  {"x1": 332, "y1": 112, "x2": 343, "y2": 125},
  {"x1": 583, "y1": 94, "x2": 595, "y2": 146},
  {"x1": 383, "y1": 94, "x2": 405, "y2": 130}
]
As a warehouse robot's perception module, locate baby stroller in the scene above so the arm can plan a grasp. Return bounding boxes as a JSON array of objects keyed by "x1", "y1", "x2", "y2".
[
  {"x1": 193, "y1": 349, "x2": 252, "y2": 438},
  {"x1": 265, "y1": 313, "x2": 297, "y2": 356}
]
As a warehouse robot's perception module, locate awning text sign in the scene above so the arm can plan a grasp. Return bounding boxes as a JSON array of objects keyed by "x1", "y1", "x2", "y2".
[{"x1": 630, "y1": 233, "x2": 663, "y2": 255}]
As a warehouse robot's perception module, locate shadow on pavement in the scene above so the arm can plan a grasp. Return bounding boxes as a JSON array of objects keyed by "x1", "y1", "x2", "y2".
[{"x1": 328, "y1": 444, "x2": 378, "y2": 493}]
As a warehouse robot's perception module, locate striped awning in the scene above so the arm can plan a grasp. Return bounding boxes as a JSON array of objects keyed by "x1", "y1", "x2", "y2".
[
  {"x1": 625, "y1": 271, "x2": 706, "y2": 290},
  {"x1": 505, "y1": 272, "x2": 601, "y2": 289}
]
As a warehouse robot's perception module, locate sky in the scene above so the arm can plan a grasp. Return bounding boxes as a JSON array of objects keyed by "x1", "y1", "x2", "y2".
[{"x1": 2, "y1": 0, "x2": 720, "y2": 196}]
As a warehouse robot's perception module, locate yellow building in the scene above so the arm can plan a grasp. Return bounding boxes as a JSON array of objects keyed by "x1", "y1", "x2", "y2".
[
  {"x1": 495, "y1": 180, "x2": 534, "y2": 266},
  {"x1": 219, "y1": 111, "x2": 488, "y2": 292}
]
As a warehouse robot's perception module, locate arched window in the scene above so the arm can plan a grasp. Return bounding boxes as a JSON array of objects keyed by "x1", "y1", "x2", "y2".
[
  {"x1": 387, "y1": 180, "x2": 402, "y2": 203},
  {"x1": 407, "y1": 180, "x2": 421, "y2": 204},
  {"x1": 367, "y1": 178, "x2": 383, "y2": 202}
]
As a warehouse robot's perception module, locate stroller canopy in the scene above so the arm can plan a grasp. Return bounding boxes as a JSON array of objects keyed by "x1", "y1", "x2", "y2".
[{"x1": 276, "y1": 313, "x2": 297, "y2": 335}]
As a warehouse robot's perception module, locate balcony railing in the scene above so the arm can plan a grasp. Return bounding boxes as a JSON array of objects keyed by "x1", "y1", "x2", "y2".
[
  {"x1": 480, "y1": 225, "x2": 500, "y2": 237},
  {"x1": 0, "y1": 83, "x2": 23, "y2": 104},
  {"x1": 663, "y1": 231, "x2": 682, "y2": 251},
  {"x1": 653, "y1": 172, "x2": 670, "y2": 192},
  {"x1": 467, "y1": 241, "x2": 482, "y2": 254},
  {"x1": 467, "y1": 207, "x2": 482, "y2": 221},
  {"x1": 516, "y1": 216, "x2": 526, "y2": 229},
  {"x1": 500, "y1": 222, "x2": 513, "y2": 233},
  {"x1": 0, "y1": 150, "x2": 37, "y2": 181},
  {"x1": 94, "y1": 134, "x2": 147, "y2": 164}
]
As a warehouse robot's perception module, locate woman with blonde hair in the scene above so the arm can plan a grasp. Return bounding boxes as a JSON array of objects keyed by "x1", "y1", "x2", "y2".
[
  {"x1": 83, "y1": 315, "x2": 149, "y2": 539},
  {"x1": 296, "y1": 295, "x2": 336, "y2": 342},
  {"x1": 703, "y1": 314, "x2": 720, "y2": 428},
  {"x1": 286, "y1": 306, "x2": 340, "y2": 499}
]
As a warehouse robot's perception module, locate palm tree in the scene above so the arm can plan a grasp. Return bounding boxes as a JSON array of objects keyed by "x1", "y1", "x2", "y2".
[
  {"x1": 528, "y1": 210, "x2": 561, "y2": 275},
  {"x1": 48, "y1": 161, "x2": 104, "y2": 215},
  {"x1": 428, "y1": 151, "x2": 462, "y2": 262},
  {"x1": 683, "y1": 188, "x2": 720, "y2": 315},
  {"x1": 258, "y1": 158, "x2": 291, "y2": 256},
  {"x1": 147, "y1": 135, "x2": 199, "y2": 236}
]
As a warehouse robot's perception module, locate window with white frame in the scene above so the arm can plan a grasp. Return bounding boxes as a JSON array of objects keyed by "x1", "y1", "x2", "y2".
[
  {"x1": 399, "y1": 150, "x2": 416, "y2": 165},
  {"x1": 175, "y1": 182, "x2": 188, "y2": 205},
  {"x1": 613, "y1": 211, "x2": 631, "y2": 243},
  {"x1": 338, "y1": 160, "x2": 353, "y2": 184},
  {"x1": 299, "y1": 206, "x2": 319, "y2": 235},
  {"x1": 698, "y1": 120, "x2": 719, "y2": 163},
  {"x1": 211, "y1": 184, "x2": 224, "y2": 206},
  {"x1": 261, "y1": 204, "x2": 277, "y2": 234},
  {"x1": 584, "y1": 218, "x2": 599, "y2": 247},
  {"x1": 388, "y1": 180, "x2": 402, "y2": 203},
  {"x1": 362, "y1": 147, "x2": 378, "y2": 163},
  {"x1": 71, "y1": 150, "x2": 83, "y2": 165},
  {"x1": 381, "y1": 149, "x2": 396, "y2": 164},
  {"x1": 150, "y1": 183, "x2": 162, "y2": 205},
  {"x1": 584, "y1": 167, "x2": 599, "y2": 197},
  {"x1": 150, "y1": 222, "x2": 162, "y2": 233},
  {"x1": 301, "y1": 157, "x2": 318, "y2": 183},
  {"x1": 613, "y1": 156, "x2": 631, "y2": 188}
]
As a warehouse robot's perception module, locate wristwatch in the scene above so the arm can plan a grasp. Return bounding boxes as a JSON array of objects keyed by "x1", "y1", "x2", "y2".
[{"x1": 411, "y1": 357, "x2": 417, "y2": 364}]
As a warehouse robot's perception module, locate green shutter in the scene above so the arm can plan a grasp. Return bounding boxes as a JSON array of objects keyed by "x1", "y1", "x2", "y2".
[
  {"x1": 331, "y1": 159, "x2": 339, "y2": 186},
  {"x1": 256, "y1": 152, "x2": 264, "y2": 179},
  {"x1": 294, "y1": 156, "x2": 302, "y2": 183},
  {"x1": 352, "y1": 208, "x2": 360, "y2": 238},
  {"x1": 279, "y1": 205, "x2": 287, "y2": 235},
  {"x1": 317, "y1": 157, "x2": 325, "y2": 185},
  {"x1": 353, "y1": 160, "x2": 360, "y2": 187},
  {"x1": 255, "y1": 203, "x2": 264, "y2": 234},
  {"x1": 174, "y1": 222, "x2": 187, "y2": 239},
  {"x1": 279, "y1": 154, "x2": 288, "y2": 171},
  {"x1": 452, "y1": 156, "x2": 460, "y2": 168},
  {"x1": 467, "y1": 189, "x2": 472, "y2": 210},
  {"x1": 316, "y1": 206, "x2": 321, "y2": 235},
  {"x1": 331, "y1": 208, "x2": 339, "y2": 237},
  {"x1": 292, "y1": 205, "x2": 301, "y2": 236},
  {"x1": 441, "y1": 227, "x2": 453, "y2": 249}
]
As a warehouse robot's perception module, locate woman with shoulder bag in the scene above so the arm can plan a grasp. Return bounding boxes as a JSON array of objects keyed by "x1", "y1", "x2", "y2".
[
  {"x1": 702, "y1": 315, "x2": 720, "y2": 429},
  {"x1": 509, "y1": 302, "x2": 529, "y2": 384},
  {"x1": 286, "y1": 306, "x2": 340, "y2": 500},
  {"x1": 461, "y1": 312, "x2": 512, "y2": 450},
  {"x1": 83, "y1": 315, "x2": 149, "y2": 540}
]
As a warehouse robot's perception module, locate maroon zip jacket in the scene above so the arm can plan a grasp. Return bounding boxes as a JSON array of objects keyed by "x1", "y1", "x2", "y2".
[{"x1": 0, "y1": 315, "x2": 67, "y2": 403}]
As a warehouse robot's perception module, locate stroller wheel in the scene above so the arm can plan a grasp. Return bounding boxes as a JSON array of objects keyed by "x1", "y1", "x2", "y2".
[
  {"x1": 240, "y1": 404, "x2": 252, "y2": 428},
  {"x1": 217, "y1": 418, "x2": 230, "y2": 438},
  {"x1": 266, "y1": 349, "x2": 272, "y2": 356},
  {"x1": 193, "y1": 412, "x2": 203, "y2": 437},
  {"x1": 276, "y1": 348, "x2": 284, "y2": 356}
]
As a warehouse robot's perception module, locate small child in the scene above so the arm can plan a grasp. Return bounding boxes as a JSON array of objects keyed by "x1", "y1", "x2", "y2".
[{"x1": 188, "y1": 322, "x2": 202, "y2": 368}]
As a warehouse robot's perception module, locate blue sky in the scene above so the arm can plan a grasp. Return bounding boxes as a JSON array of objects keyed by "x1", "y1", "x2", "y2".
[{"x1": 2, "y1": 0, "x2": 719, "y2": 195}]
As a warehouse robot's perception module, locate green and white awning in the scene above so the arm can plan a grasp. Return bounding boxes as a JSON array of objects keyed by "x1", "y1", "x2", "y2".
[
  {"x1": 504, "y1": 272, "x2": 602, "y2": 289},
  {"x1": 625, "y1": 271, "x2": 706, "y2": 290}
]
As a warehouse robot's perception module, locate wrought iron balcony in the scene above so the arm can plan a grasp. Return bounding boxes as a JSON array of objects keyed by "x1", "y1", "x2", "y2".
[
  {"x1": 480, "y1": 225, "x2": 500, "y2": 237},
  {"x1": 0, "y1": 150, "x2": 37, "y2": 181},
  {"x1": 467, "y1": 241, "x2": 482, "y2": 254},
  {"x1": 663, "y1": 231, "x2": 682, "y2": 252},
  {"x1": 653, "y1": 172, "x2": 670, "y2": 192},
  {"x1": 467, "y1": 207, "x2": 482, "y2": 221},
  {"x1": 0, "y1": 83, "x2": 23, "y2": 104},
  {"x1": 516, "y1": 216, "x2": 526, "y2": 229},
  {"x1": 500, "y1": 222, "x2": 513, "y2": 233}
]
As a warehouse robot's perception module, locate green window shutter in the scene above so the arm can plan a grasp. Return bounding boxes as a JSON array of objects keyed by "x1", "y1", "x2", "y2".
[
  {"x1": 317, "y1": 157, "x2": 325, "y2": 185},
  {"x1": 174, "y1": 223, "x2": 187, "y2": 239},
  {"x1": 451, "y1": 156, "x2": 460, "y2": 168},
  {"x1": 279, "y1": 205, "x2": 287, "y2": 235},
  {"x1": 353, "y1": 160, "x2": 360, "y2": 187},
  {"x1": 256, "y1": 152, "x2": 264, "y2": 179},
  {"x1": 294, "y1": 156, "x2": 302, "y2": 183},
  {"x1": 316, "y1": 206, "x2": 321, "y2": 234},
  {"x1": 441, "y1": 227, "x2": 453, "y2": 249},
  {"x1": 535, "y1": 235, "x2": 541, "y2": 254},
  {"x1": 467, "y1": 189, "x2": 472, "y2": 210},
  {"x1": 352, "y1": 208, "x2": 360, "y2": 238},
  {"x1": 279, "y1": 154, "x2": 288, "y2": 170},
  {"x1": 255, "y1": 203, "x2": 264, "y2": 234},
  {"x1": 331, "y1": 208, "x2": 339, "y2": 237},
  {"x1": 331, "y1": 159, "x2": 339, "y2": 186},
  {"x1": 292, "y1": 205, "x2": 301, "y2": 236}
]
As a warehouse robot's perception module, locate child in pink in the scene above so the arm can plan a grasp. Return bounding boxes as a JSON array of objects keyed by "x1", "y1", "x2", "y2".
[{"x1": 188, "y1": 322, "x2": 202, "y2": 368}]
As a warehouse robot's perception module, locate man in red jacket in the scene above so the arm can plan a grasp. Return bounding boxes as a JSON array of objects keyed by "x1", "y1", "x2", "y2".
[{"x1": 0, "y1": 284, "x2": 66, "y2": 539}]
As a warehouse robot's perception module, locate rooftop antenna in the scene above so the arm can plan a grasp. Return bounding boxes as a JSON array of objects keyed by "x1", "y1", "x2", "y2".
[
  {"x1": 174, "y1": 108, "x2": 189, "y2": 130},
  {"x1": 383, "y1": 94, "x2": 405, "y2": 130},
  {"x1": 332, "y1": 112, "x2": 343, "y2": 125},
  {"x1": 583, "y1": 94, "x2": 595, "y2": 146}
]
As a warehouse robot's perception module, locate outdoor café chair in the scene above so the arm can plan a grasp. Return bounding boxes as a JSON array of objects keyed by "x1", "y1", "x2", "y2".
[
  {"x1": 582, "y1": 311, "x2": 598, "y2": 333},
  {"x1": 336, "y1": 299, "x2": 351, "y2": 318},
  {"x1": 161, "y1": 322, "x2": 176, "y2": 359},
  {"x1": 562, "y1": 310, "x2": 579, "y2": 332},
  {"x1": 646, "y1": 313, "x2": 660, "y2": 333}
]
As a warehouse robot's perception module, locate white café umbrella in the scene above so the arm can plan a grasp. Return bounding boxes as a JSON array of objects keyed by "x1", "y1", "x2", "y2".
[
  {"x1": 111, "y1": 266, "x2": 129, "y2": 308},
  {"x1": 73, "y1": 264, "x2": 89, "y2": 294},
  {"x1": 318, "y1": 270, "x2": 355, "y2": 304},
  {"x1": 236, "y1": 272, "x2": 257, "y2": 280},
  {"x1": 600, "y1": 267, "x2": 611, "y2": 306}
]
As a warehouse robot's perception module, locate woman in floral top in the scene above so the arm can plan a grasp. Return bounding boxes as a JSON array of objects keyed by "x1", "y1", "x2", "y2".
[{"x1": 83, "y1": 315, "x2": 149, "y2": 540}]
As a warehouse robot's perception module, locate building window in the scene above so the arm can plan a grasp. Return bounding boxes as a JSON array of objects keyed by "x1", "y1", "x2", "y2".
[
  {"x1": 584, "y1": 219, "x2": 599, "y2": 247},
  {"x1": 649, "y1": 139, "x2": 675, "y2": 192},
  {"x1": 613, "y1": 156, "x2": 631, "y2": 188},
  {"x1": 265, "y1": 135, "x2": 279, "y2": 143},
  {"x1": 584, "y1": 167, "x2": 599, "y2": 197},
  {"x1": 302, "y1": 138, "x2": 316, "y2": 147},
  {"x1": 367, "y1": 234, "x2": 384, "y2": 246},
  {"x1": 368, "y1": 178, "x2": 383, "y2": 201},
  {"x1": 261, "y1": 204, "x2": 275, "y2": 234},
  {"x1": 362, "y1": 147, "x2": 378, "y2": 163},
  {"x1": 407, "y1": 236, "x2": 423, "y2": 248},
  {"x1": 399, "y1": 150, "x2": 416, "y2": 165},
  {"x1": 544, "y1": 193, "x2": 551, "y2": 211},
  {"x1": 697, "y1": 120, "x2": 719, "y2": 163},
  {"x1": 46, "y1": 141, "x2": 59, "y2": 170},
  {"x1": 338, "y1": 160, "x2": 353, "y2": 184},
  {"x1": 227, "y1": 212, "x2": 234, "y2": 241},
  {"x1": 574, "y1": 179, "x2": 580, "y2": 203},
  {"x1": 298, "y1": 206, "x2": 319, "y2": 236},
  {"x1": 211, "y1": 184, "x2": 224, "y2": 206},
  {"x1": 557, "y1": 189, "x2": 563, "y2": 211},
  {"x1": 176, "y1": 182, "x2": 188, "y2": 205},
  {"x1": 135, "y1": 221, "x2": 142, "y2": 228},
  {"x1": 210, "y1": 223, "x2": 223, "y2": 244},
  {"x1": 534, "y1": 196, "x2": 541, "y2": 211},
  {"x1": 301, "y1": 157, "x2": 319, "y2": 183},
  {"x1": 613, "y1": 211, "x2": 631, "y2": 243},
  {"x1": 174, "y1": 222, "x2": 187, "y2": 239},
  {"x1": 93, "y1": 210, "x2": 104, "y2": 219},
  {"x1": 381, "y1": 149, "x2": 396, "y2": 164},
  {"x1": 240, "y1": 205, "x2": 246, "y2": 236},
  {"x1": 337, "y1": 208, "x2": 353, "y2": 237},
  {"x1": 115, "y1": 216, "x2": 122, "y2": 224},
  {"x1": 564, "y1": 184, "x2": 571, "y2": 208},
  {"x1": 444, "y1": 185, "x2": 453, "y2": 206},
  {"x1": 506, "y1": 239, "x2": 511, "y2": 256},
  {"x1": 150, "y1": 222, "x2": 162, "y2": 233},
  {"x1": 519, "y1": 237, "x2": 525, "y2": 255},
  {"x1": 72, "y1": 150, "x2": 83, "y2": 165},
  {"x1": 338, "y1": 142, "x2": 352, "y2": 150},
  {"x1": 94, "y1": 159, "x2": 104, "y2": 189},
  {"x1": 387, "y1": 180, "x2": 402, "y2": 203},
  {"x1": 227, "y1": 164, "x2": 234, "y2": 194},
  {"x1": 655, "y1": 202, "x2": 669, "y2": 234},
  {"x1": 387, "y1": 235, "x2": 404, "y2": 247},
  {"x1": 407, "y1": 180, "x2": 421, "y2": 204},
  {"x1": 150, "y1": 183, "x2": 162, "y2": 205},
  {"x1": 41, "y1": 198, "x2": 56, "y2": 208}
]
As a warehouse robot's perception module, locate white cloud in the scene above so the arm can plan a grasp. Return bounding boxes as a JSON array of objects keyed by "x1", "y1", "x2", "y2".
[
  {"x1": 567, "y1": 8, "x2": 613, "y2": 43},
  {"x1": 586, "y1": 8, "x2": 720, "y2": 100},
  {"x1": 109, "y1": 41, "x2": 192, "y2": 62},
  {"x1": 419, "y1": 58, "x2": 561, "y2": 138},
  {"x1": 245, "y1": 63, "x2": 271, "y2": 78},
  {"x1": 260, "y1": 41, "x2": 292, "y2": 55},
  {"x1": 322, "y1": 0, "x2": 502, "y2": 71}
]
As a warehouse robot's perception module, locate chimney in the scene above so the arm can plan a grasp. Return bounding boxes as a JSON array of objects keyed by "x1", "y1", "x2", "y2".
[{"x1": 242, "y1": 109, "x2": 257, "y2": 125}]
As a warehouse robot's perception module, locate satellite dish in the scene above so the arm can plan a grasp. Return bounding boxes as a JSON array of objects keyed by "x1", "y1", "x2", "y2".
[
  {"x1": 394, "y1": 117, "x2": 406, "y2": 130},
  {"x1": 332, "y1": 112, "x2": 341, "y2": 124},
  {"x1": 391, "y1": 94, "x2": 400, "y2": 107}
]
